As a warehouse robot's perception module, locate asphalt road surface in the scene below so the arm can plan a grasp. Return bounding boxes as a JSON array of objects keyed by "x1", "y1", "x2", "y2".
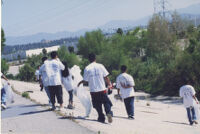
[{"x1": 1, "y1": 93, "x2": 95, "y2": 134}]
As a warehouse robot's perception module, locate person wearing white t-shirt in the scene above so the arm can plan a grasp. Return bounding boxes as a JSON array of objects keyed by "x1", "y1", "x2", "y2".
[
  {"x1": 116, "y1": 65, "x2": 135, "y2": 119},
  {"x1": 46, "y1": 51, "x2": 65, "y2": 111},
  {"x1": 39, "y1": 57, "x2": 51, "y2": 105},
  {"x1": 61, "y1": 61, "x2": 74, "y2": 109},
  {"x1": 179, "y1": 80, "x2": 199, "y2": 125},
  {"x1": 1, "y1": 72, "x2": 10, "y2": 109},
  {"x1": 78, "y1": 53, "x2": 113, "y2": 123}
]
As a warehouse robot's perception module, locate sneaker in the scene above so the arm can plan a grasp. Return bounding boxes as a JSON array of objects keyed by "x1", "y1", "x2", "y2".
[
  {"x1": 128, "y1": 116, "x2": 135, "y2": 120},
  {"x1": 106, "y1": 113, "x2": 113, "y2": 123},
  {"x1": 51, "y1": 105, "x2": 56, "y2": 111},
  {"x1": 1, "y1": 104, "x2": 7, "y2": 109},
  {"x1": 67, "y1": 104, "x2": 74, "y2": 109},
  {"x1": 190, "y1": 122, "x2": 194, "y2": 125},
  {"x1": 193, "y1": 120, "x2": 198, "y2": 124},
  {"x1": 97, "y1": 119, "x2": 105, "y2": 123}
]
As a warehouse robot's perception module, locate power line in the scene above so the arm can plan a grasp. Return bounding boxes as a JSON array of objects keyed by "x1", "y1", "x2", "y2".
[{"x1": 153, "y1": 0, "x2": 172, "y2": 18}]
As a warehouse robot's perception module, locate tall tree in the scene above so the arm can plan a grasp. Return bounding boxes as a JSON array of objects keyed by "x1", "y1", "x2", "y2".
[
  {"x1": 1, "y1": 28, "x2": 6, "y2": 52},
  {"x1": 117, "y1": 28, "x2": 123, "y2": 35},
  {"x1": 42, "y1": 48, "x2": 47, "y2": 55}
]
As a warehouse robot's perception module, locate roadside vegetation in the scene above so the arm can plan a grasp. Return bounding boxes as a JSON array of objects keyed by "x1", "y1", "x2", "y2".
[{"x1": 2, "y1": 12, "x2": 200, "y2": 97}]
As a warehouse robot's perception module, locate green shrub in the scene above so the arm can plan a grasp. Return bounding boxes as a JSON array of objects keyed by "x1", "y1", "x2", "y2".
[
  {"x1": 1, "y1": 59, "x2": 9, "y2": 75},
  {"x1": 22, "y1": 92, "x2": 30, "y2": 99}
]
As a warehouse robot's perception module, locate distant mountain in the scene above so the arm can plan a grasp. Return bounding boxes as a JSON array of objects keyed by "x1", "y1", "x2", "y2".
[
  {"x1": 5, "y1": 3, "x2": 200, "y2": 46},
  {"x1": 100, "y1": 16, "x2": 150, "y2": 30},
  {"x1": 177, "y1": 3, "x2": 200, "y2": 15},
  {"x1": 5, "y1": 29, "x2": 90, "y2": 46}
]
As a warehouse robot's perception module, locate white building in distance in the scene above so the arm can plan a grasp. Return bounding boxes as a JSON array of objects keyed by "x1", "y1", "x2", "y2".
[{"x1": 2, "y1": 45, "x2": 60, "y2": 61}]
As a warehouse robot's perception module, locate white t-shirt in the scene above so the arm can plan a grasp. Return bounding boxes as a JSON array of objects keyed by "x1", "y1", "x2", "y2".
[
  {"x1": 45, "y1": 59, "x2": 65, "y2": 86},
  {"x1": 62, "y1": 69, "x2": 74, "y2": 91},
  {"x1": 35, "y1": 70, "x2": 40, "y2": 80},
  {"x1": 179, "y1": 85, "x2": 196, "y2": 108},
  {"x1": 39, "y1": 62, "x2": 49, "y2": 87},
  {"x1": 116, "y1": 73, "x2": 135, "y2": 99},
  {"x1": 83, "y1": 62, "x2": 109, "y2": 92}
]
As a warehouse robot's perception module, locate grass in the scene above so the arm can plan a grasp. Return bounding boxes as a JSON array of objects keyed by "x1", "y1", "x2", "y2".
[{"x1": 22, "y1": 92, "x2": 30, "y2": 99}]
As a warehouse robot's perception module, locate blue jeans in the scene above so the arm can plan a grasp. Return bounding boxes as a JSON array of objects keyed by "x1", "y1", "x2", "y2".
[
  {"x1": 1, "y1": 88, "x2": 6, "y2": 105},
  {"x1": 124, "y1": 97, "x2": 134, "y2": 117},
  {"x1": 44, "y1": 86, "x2": 51, "y2": 103},
  {"x1": 68, "y1": 90, "x2": 73, "y2": 102},
  {"x1": 186, "y1": 107, "x2": 197, "y2": 124}
]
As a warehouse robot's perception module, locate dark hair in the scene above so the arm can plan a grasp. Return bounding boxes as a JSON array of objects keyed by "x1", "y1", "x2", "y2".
[
  {"x1": 61, "y1": 61, "x2": 69, "y2": 77},
  {"x1": 50, "y1": 51, "x2": 57, "y2": 59},
  {"x1": 42, "y1": 57, "x2": 48, "y2": 63},
  {"x1": 88, "y1": 53, "x2": 96, "y2": 63},
  {"x1": 121, "y1": 65, "x2": 127, "y2": 73}
]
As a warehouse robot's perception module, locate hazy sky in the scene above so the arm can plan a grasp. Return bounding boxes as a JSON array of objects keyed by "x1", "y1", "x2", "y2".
[{"x1": 2, "y1": 0, "x2": 200, "y2": 36}]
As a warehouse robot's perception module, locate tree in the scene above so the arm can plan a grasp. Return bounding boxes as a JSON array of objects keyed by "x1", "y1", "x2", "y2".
[
  {"x1": 117, "y1": 28, "x2": 123, "y2": 35},
  {"x1": 18, "y1": 64, "x2": 35, "y2": 81},
  {"x1": 77, "y1": 30, "x2": 105, "y2": 58},
  {"x1": 57, "y1": 46, "x2": 80, "y2": 67},
  {"x1": 1, "y1": 59, "x2": 9, "y2": 75},
  {"x1": 18, "y1": 54, "x2": 22, "y2": 63},
  {"x1": 146, "y1": 15, "x2": 175, "y2": 63},
  {"x1": 42, "y1": 48, "x2": 47, "y2": 55},
  {"x1": 68, "y1": 46, "x2": 74, "y2": 53},
  {"x1": 1, "y1": 28, "x2": 6, "y2": 52}
]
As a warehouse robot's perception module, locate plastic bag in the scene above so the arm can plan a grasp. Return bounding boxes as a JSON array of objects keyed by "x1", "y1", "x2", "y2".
[
  {"x1": 2, "y1": 79, "x2": 14, "y2": 104},
  {"x1": 70, "y1": 65, "x2": 92, "y2": 117},
  {"x1": 194, "y1": 103, "x2": 200, "y2": 121}
]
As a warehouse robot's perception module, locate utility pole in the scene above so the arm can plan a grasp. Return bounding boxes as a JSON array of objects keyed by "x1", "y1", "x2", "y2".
[{"x1": 154, "y1": 0, "x2": 171, "y2": 18}]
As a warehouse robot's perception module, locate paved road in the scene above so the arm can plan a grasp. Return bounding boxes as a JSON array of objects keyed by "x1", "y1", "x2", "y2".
[{"x1": 1, "y1": 93, "x2": 95, "y2": 134}]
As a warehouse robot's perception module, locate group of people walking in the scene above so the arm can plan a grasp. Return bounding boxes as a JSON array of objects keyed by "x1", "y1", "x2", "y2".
[
  {"x1": 1, "y1": 51, "x2": 199, "y2": 125},
  {"x1": 37, "y1": 51, "x2": 136, "y2": 123},
  {"x1": 33, "y1": 51, "x2": 200, "y2": 125}
]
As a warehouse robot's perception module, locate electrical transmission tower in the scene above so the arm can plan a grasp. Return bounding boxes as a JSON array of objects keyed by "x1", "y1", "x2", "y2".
[{"x1": 153, "y1": 0, "x2": 172, "y2": 18}]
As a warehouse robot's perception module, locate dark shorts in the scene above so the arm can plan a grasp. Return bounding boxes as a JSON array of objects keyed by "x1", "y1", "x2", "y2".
[
  {"x1": 90, "y1": 91, "x2": 113, "y2": 109},
  {"x1": 48, "y1": 85, "x2": 63, "y2": 105}
]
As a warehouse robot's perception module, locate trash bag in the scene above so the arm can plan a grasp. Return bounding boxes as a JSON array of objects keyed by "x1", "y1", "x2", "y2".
[
  {"x1": 2, "y1": 79, "x2": 14, "y2": 104},
  {"x1": 70, "y1": 65, "x2": 92, "y2": 117},
  {"x1": 194, "y1": 103, "x2": 200, "y2": 121}
]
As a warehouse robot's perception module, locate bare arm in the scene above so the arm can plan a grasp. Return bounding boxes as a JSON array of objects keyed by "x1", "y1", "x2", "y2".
[
  {"x1": 120, "y1": 82, "x2": 133, "y2": 89},
  {"x1": 1, "y1": 75, "x2": 10, "y2": 85},
  {"x1": 104, "y1": 76, "x2": 112, "y2": 88},
  {"x1": 78, "y1": 80, "x2": 88, "y2": 87},
  {"x1": 193, "y1": 95, "x2": 199, "y2": 104},
  {"x1": 2, "y1": 75, "x2": 8, "y2": 81}
]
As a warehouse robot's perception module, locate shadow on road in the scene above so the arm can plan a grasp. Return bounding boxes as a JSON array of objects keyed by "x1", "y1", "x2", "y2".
[
  {"x1": 20, "y1": 109, "x2": 51, "y2": 116},
  {"x1": 19, "y1": 104, "x2": 42, "y2": 108},
  {"x1": 113, "y1": 115, "x2": 128, "y2": 120},
  {"x1": 163, "y1": 121, "x2": 188, "y2": 126},
  {"x1": 59, "y1": 116, "x2": 108, "y2": 124}
]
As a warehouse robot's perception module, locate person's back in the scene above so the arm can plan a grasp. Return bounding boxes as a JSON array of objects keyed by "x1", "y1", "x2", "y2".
[
  {"x1": 47, "y1": 59, "x2": 64, "y2": 86},
  {"x1": 84, "y1": 62, "x2": 108, "y2": 92},
  {"x1": 46, "y1": 51, "x2": 65, "y2": 111},
  {"x1": 78, "y1": 53, "x2": 113, "y2": 123},
  {"x1": 116, "y1": 73, "x2": 135, "y2": 99},
  {"x1": 62, "y1": 67, "x2": 74, "y2": 91},
  {"x1": 179, "y1": 85, "x2": 195, "y2": 108}
]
